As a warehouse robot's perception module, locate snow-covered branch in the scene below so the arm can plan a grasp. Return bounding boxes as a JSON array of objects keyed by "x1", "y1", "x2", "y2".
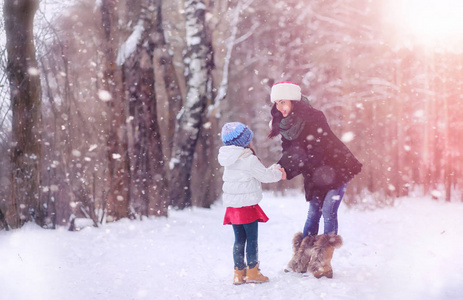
[{"x1": 116, "y1": 20, "x2": 144, "y2": 66}]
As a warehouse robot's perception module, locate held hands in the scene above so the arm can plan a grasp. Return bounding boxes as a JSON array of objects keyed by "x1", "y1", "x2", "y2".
[{"x1": 270, "y1": 163, "x2": 286, "y2": 180}]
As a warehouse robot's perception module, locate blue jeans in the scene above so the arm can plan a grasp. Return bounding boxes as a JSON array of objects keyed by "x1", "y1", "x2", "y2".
[
  {"x1": 232, "y1": 220, "x2": 258, "y2": 269},
  {"x1": 303, "y1": 184, "x2": 347, "y2": 237}
]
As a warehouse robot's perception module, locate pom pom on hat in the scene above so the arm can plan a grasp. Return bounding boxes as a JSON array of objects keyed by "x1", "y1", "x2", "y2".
[
  {"x1": 221, "y1": 122, "x2": 253, "y2": 147},
  {"x1": 271, "y1": 81, "x2": 301, "y2": 103}
]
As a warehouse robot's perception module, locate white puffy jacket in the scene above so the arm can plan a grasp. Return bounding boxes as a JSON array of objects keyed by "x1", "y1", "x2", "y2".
[{"x1": 218, "y1": 145, "x2": 282, "y2": 208}]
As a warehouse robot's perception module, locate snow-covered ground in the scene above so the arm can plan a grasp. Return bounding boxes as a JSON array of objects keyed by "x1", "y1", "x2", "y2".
[{"x1": 1, "y1": 191, "x2": 462, "y2": 300}]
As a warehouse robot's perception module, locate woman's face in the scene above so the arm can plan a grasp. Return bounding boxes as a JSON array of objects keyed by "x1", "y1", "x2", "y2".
[{"x1": 275, "y1": 100, "x2": 293, "y2": 118}]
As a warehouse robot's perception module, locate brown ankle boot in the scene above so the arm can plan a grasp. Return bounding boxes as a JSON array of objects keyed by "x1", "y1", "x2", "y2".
[
  {"x1": 245, "y1": 264, "x2": 269, "y2": 283},
  {"x1": 233, "y1": 267, "x2": 246, "y2": 285}
]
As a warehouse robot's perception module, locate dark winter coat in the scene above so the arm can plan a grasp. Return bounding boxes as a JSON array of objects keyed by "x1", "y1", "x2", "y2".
[{"x1": 277, "y1": 105, "x2": 362, "y2": 201}]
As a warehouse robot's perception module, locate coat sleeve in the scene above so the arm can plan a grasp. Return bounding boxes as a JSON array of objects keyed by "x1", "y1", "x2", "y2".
[
  {"x1": 248, "y1": 156, "x2": 282, "y2": 183},
  {"x1": 277, "y1": 139, "x2": 305, "y2": 180}
]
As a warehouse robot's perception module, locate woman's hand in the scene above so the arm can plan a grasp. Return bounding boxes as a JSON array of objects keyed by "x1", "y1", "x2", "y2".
[{"x1": 279, "y1": 168, "x2": 287, "y2": 180}]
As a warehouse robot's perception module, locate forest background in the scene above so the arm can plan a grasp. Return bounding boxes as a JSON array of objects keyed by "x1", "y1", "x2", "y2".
[{"x1": 1, "y1": 0, "x2": 462, "y2": 230}]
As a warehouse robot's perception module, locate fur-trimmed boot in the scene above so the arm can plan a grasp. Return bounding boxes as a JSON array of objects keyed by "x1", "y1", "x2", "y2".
[
  {"x1": 285, "y1": 232, "x2": 317, "y2": 273},
  {"x1": 308, "y1": 234, "x2": 343, "y2": 279},
  {"x1": 245, "y1": 264, "x2": 269, "y2": 283},
  {"x1": 285, "y1": 232, "x2": 303, "y2": 272},
  {"x1": 233, "y1": 267, "x2": 246, "y2": 285}
]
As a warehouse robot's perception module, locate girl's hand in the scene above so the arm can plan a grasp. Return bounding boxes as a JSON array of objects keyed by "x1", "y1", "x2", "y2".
[
  {"x1": 269, "y1": 163, "x2": 281, "y2": 170},
  {"x1": 279, "y1": 168, "x2": 287, "y2": 180}
]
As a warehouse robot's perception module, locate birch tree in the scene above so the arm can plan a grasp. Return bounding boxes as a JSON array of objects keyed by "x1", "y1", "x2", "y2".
[
  {"x1": 4, "y1": 0, "x2": 44, "y2": 228},
  {"x1": 169, "y1": 0, "x2": 212, "y2": 209},
  {"x1": 191, "y1": 0, "x2": 255, "y2": 207}
]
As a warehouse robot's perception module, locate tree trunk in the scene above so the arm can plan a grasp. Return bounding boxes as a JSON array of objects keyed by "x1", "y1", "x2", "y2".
[
  {"x1": 4, "y1": 0, "x2": 44, "y2": 228},
  {"x1": 169, "y1": 0, "x2": 213, "y2": 209},
  {"x1": 101, "y1": 0, "x2": 131, "y2": 221},
  {"x1": 152, "y1": 0, "x2": 183, "y2": 158},
  {"x1": 191, "y1": 0, "x2": 253, "y2": 208},
  {"x1": 393, "y1": 51, "x2": 406, "y2": 198},
  {"x1": 192, "y1": 119, "x2": 221, "y2": 208},
  {"x1": 442, "y1": 54, "x2": 452, "y2": 202},
  {"x1": 123, "y1": 0, "x2": 168, "y2": 217},
  {"x1": 0, "y1": 208, "x2": 9, "y2": 231}
]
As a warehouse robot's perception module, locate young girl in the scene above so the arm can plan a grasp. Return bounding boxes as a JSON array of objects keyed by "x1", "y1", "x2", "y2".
[
  {"x1": 218, "y1": 122, "x2": 286, "y2": 285},
  {"x1": 269, "y1": 81, "x2": 362, "y2": 278}
]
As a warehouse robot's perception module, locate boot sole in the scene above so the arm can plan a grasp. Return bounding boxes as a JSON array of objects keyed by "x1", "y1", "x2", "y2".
[{"x1": 245, "y1": 280, "x2": 269, "y2": 283}]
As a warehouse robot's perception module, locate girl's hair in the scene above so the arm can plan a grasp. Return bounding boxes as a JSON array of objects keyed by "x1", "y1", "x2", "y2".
[
  {"x1": 268, "y1": 97, "x2": 312, "y2": 139},
  {"x1": 245, "y1": 145, "x2": 262, "y2": 162}
]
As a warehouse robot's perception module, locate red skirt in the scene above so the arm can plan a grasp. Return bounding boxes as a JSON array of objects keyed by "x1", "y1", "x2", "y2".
[{"x1": 223, "y1": 204, "x2": 269, "y2": 225}]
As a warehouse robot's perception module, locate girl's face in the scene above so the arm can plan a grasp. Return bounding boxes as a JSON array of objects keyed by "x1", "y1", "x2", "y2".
[{"x1": 275, "y1": 100, "x2": 293, "y2": 118}]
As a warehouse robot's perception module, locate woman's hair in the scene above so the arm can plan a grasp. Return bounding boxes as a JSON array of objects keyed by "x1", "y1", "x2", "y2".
[
  {"x1": 267, "y1": 97, "x2": 312, "y2": 139},
  {"x1": 268, "y1": 104, "x2": 283, "y2": 139}
]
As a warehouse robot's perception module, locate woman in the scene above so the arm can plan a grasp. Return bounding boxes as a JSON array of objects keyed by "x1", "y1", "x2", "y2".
[{"x1": 268, "y1": 81, "x2": 362, "y2": 278}]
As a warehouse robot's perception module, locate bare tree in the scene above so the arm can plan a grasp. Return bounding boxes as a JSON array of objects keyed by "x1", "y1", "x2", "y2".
[
  {"x1": 191, "y1": 0, "x2": 255, "y2": 208},
  {"x1": 35, "y1": 0, "x2": 110, "y2": 229},
  {"x1": 4, "y1": 0, "x2": 44, "y2": 228}
]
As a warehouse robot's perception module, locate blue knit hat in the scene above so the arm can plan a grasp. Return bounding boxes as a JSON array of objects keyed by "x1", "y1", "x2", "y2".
[{"x1": 221, "y1": 122, "x2": 253, "y2": 147}]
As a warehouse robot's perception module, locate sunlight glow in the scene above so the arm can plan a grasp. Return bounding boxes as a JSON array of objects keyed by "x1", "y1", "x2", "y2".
[{"x1": 387, "y1": 0, "x2": 463, "y2": 49}]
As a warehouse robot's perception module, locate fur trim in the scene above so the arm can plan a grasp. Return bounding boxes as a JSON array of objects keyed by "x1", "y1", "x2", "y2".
[
  {"x1": 287, "y1": 234, "x2": 316, "y2": 273},
  {"x1": 286, "y1": 232, "x2": 303, "y2": 272},
  {"x1": 295, "y1": 235, "x2": 316, "y2": 273},
  {"x1": 292, "y1": 232, "x2": 303, "y2": 254},
  {"x1": 308, "y1": 234, "x2": 343, "y2": 276},
  {"x1": 315, "y1": 234, "x2": 343, "y2": 249},
  {"x1": 270, "y1": 82, "x2": 301, "y2": 103}
]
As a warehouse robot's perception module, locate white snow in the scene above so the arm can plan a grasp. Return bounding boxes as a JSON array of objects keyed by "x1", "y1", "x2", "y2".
[
  {"x1": 1, "y1": 191, "x2": 462, "y2": 300},
  {"x1": 27, "y1": 67, "x2": 40, "y2": 76},
  {"x1": 116, "y1": 21, "x2": 145, "y2": 66},
  {"x1": 341, "y1": 132, "x2": 355, "y2": 143},
  {"x1": 72, "y1": 149, "x2": 81, "y2": 157},
  {"x1": 97, "y1": 90, "x2": 112, "y2": 102}
]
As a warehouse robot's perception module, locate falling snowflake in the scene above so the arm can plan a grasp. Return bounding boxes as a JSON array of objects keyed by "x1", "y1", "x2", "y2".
[
  {"x1": 28, "y1": 67, "x2": 40, "y2": 76},
  {"x1": 72, "y1": 150, "x2": 81, "y2": 157},
  {"x1": 203, "y1": 121, "x2": 212, "y2": 129},
  {"x1": 341, "y1": 132, "x2": 355, "y2": 143},
  {"x1": 98, "y1": 90, "x2": 112, "y2": 102},
  {"x1": 388, "y1": 184, "x2": 396, "y2": 191}
]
